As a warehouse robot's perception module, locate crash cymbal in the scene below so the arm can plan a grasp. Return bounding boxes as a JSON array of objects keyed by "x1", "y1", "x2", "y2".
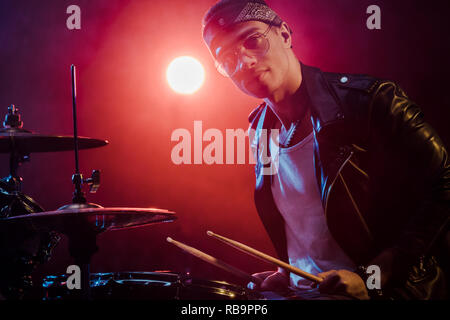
[
  {"x1": 0, "y1": 128, "x2": 108, "y2": 153},
  {"x1": 0, "y1": 206, "x2": 176, "y2": 234}
]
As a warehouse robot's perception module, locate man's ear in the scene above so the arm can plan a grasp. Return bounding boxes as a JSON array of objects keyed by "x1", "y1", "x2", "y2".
[{"x1": 279, "y1": 22, "x2": 293, "y2": 49}]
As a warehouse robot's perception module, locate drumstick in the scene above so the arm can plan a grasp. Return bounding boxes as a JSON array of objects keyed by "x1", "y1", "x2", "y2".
[
  {"x1": 166, "y1": 237, "x2": 262, "y2": 285},
  {"x1": 206, "y1": 231, "x2": 323, "y2": 284}
]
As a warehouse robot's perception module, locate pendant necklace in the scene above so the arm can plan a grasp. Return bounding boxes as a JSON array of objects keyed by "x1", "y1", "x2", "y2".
[{"x1": 280, "y1": 119, "x2": 300, "y2": 148}]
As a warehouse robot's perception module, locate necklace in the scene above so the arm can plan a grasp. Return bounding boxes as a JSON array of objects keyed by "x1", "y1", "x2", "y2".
[{"x1": 280, "y1": 120, "x2": 300, "y2": 148}]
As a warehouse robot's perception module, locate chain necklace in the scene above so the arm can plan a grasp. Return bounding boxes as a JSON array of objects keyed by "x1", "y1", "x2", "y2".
[{"x1": 279, "y1": 119, "x2": 300, "y2": 148}]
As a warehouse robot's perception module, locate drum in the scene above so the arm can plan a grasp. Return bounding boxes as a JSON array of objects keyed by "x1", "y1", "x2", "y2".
[{"x1": 42, "y1": 271, "x2": 263, "y2": 300}]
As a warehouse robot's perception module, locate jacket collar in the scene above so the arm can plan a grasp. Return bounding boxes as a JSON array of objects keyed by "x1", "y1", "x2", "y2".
[
  {"x1": 300, "y1": 62, "x2": 345, "y2": 134},
  {"x1": 251, "y1": 62, "x2": 345, "y2": 135}
]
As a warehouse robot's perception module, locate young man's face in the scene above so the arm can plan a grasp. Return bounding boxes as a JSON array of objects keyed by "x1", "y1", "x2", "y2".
[{"x1": 205, "y1": 20, "x2": 291, "y2": 99}]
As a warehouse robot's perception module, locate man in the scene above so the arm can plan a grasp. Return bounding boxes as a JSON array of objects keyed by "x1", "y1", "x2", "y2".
[{"x1": 202, "y1": 0, "x2": 449, "y2": 299}]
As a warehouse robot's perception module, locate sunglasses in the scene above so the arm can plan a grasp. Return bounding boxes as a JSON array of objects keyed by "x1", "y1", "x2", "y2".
[{"x1": 214, "y1": 24, "x2": 273, "y2": 77}]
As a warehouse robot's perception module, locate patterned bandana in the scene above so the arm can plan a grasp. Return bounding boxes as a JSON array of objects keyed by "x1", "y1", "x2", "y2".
[{"x1": 202, "y1": 0, "x2": 282, "y2": 44}]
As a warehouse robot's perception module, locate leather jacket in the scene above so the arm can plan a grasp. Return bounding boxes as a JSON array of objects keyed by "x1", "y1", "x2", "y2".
[{"x1": 248, "y1": 62, "x2": 449, "y2": 291}]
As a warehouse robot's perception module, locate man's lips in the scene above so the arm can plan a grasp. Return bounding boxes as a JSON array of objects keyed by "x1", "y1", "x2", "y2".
[
  {"x1": 242, "y1": 70, "x2": 268, "y2": 84},
  {"x1": 256, "y1": 70, "x2": 267, "y2": 80},
  {"x1": 253, "y1": 69, "x2": 268, "y2": 77}
]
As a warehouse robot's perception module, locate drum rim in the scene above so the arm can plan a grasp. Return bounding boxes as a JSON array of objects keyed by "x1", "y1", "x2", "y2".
[{"x1": 42, "y1": 270, "x2": 262, "y2": 300}]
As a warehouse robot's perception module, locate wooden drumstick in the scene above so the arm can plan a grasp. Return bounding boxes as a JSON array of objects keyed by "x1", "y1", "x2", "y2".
[
  {"x1": 166, "y1": 237, "x2": 262, "y2": 285},
  {"x1": 206, "y1": 231, "x2": 323, "y2": 284}
]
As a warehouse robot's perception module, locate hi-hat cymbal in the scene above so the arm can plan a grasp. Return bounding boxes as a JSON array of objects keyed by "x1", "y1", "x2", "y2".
[
  {"x1": 0, "y1": 128, "x2": 108, "y2": 153},
  {"x1": 0, "y1": 207, "x2": 176, "y2": 234}
]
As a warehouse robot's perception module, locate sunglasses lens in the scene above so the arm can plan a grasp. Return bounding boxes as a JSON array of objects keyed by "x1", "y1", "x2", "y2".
[
  {"x1": 215, "y1": 60, "x2": 234, "y2": 77},
  {"x1": 244, "y1": 35, "x2": 266, "y2": 52},
  {"x1": 215, "y1": 30, "x2": 270, "y2": 77}
]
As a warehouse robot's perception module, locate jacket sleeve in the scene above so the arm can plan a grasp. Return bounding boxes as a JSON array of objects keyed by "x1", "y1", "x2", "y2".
[{"x1": 367, "y1": 81, "x2": 449, "y2": 287}]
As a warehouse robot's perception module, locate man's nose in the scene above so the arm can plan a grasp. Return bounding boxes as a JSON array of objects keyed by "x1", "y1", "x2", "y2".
[{"x1": 237, "y1": 51, "x2": 257, "y2": 72}]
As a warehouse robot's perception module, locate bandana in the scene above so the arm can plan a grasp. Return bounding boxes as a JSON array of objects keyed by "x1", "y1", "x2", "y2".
[{"x1": 202, "y1": 0, "x2": 282, "y2": 43}]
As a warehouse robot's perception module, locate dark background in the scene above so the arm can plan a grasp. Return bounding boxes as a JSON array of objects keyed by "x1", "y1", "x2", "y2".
[{"x1": 0, "y1": 0, "x2": 448, "y2": 290}]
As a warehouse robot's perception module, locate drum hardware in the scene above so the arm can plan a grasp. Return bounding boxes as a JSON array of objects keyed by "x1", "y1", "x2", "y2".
[
  {"x1": 0, "y1": 64, "x2": 179, "y2": 300},
  {"x1": 58, "y1": 65, "x2": 102, "y2": 210},
  {"x1": 2, "y1": 207, "x2": 176, "y2": 232},
  {"x1": 0, "y1": 65, "x2": 177, "y2": 299},
  {"x1": 1, "y1": 207, "x2": 174, "y2": 300},
  {"x1": 47, "y1": 65, "x2": 177, "y2": 299},
  {"x1": 0, "y1": 104, "x2": 108, "y2": 192},
  {"x1": 0, "y1": 65, "x2": 277, "y2": 301},
  {"x1": 0, "y1": 104, "x2": 28, "y2": 191},
  {"x1": 0, "y1": 95, "x2": 108, "y2": 299},
  {"x1": 2, "y1": 207, "x2": 176, "y2": 300},
  {"x1": 55, "y1": 65, "x2": 110, "y2": 298},
  {"x1": 41, "y1": 271, "x2": 261, "y2": 300},
  {"x1": 0, "y1": 88, "x2": 270, "y2": 301}
]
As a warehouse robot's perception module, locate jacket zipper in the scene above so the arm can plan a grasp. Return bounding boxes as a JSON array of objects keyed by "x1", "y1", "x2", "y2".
[
  {"x1": 324, "y1": 151, "x2": 373, "y2": 241},
  {"x1": 338, "y1": 172, "x2": 374, "y2": 241},
  {"x1": 324, "y1": 151, "x2": 354, "y2": 217}
]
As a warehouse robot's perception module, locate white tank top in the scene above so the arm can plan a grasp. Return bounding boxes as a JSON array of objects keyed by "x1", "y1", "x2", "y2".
[{"x1": 270, "y1": 131, "x2": 355, "y2": 288}]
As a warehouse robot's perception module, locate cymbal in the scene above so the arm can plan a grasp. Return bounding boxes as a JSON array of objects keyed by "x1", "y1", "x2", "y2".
[
  {"x1": 0, "y1": 207, "x2": 176, "y2": 234},
  {"x1": 0, "y1": 128, "x2": 108, "y2": 153}
]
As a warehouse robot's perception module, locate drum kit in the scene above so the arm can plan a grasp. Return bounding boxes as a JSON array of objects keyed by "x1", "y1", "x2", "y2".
[{"x1": 0, "y1": 65, "x2": 265, "y2": 301}]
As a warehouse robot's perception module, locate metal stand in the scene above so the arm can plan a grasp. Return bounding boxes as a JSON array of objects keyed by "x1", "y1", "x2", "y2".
[
  {"x1": 57, "y1": 65, "x2": 101, "y2": 300},
  {"x1": 65, "y1": 215, "x2": 99, "y2": 300},
  {"x1": 0, "y1": 105, "x2": 29, "y2": 192}
]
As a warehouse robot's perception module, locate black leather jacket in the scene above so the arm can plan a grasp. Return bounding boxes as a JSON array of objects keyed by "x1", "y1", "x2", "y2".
[{"x1": 248, "y1": 62, "x2": 449, "y2": 290}]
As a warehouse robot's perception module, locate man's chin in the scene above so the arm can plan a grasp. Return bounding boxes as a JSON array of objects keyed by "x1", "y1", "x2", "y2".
[{"x1": 242, "y1": 79, "x2": 271, "y2": 98}]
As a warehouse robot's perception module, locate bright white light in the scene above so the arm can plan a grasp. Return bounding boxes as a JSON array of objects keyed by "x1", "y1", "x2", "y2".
[{"x1": 166, "y1": 56, "x2": 205, "y2": 94}]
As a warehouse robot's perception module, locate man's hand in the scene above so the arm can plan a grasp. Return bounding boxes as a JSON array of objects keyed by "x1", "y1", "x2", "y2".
[
  {"x1": 316, "y1": 269, "x2": 369, "y2": 300},
  {"x1": 248, "y1": 268, "x2": 290, "y2": 293}
]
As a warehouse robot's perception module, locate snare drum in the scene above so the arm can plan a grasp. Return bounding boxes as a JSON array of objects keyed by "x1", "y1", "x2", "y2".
[{"x1": 42, "y1": 271, "x2": 263, "y2": 300}]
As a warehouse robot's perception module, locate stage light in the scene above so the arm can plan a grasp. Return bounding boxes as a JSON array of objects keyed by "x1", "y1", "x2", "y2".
[{"x1": 166, "y1": 56, "x2": 205, "y2": 94}]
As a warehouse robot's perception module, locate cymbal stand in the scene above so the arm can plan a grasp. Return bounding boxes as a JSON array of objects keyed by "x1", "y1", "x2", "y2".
[
  {"x1": 0, "y1": 105, "x2": 30, "y2": 192},
  {"x1": 60, "y1": 65, "x2": 101, "y2": 300}
]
